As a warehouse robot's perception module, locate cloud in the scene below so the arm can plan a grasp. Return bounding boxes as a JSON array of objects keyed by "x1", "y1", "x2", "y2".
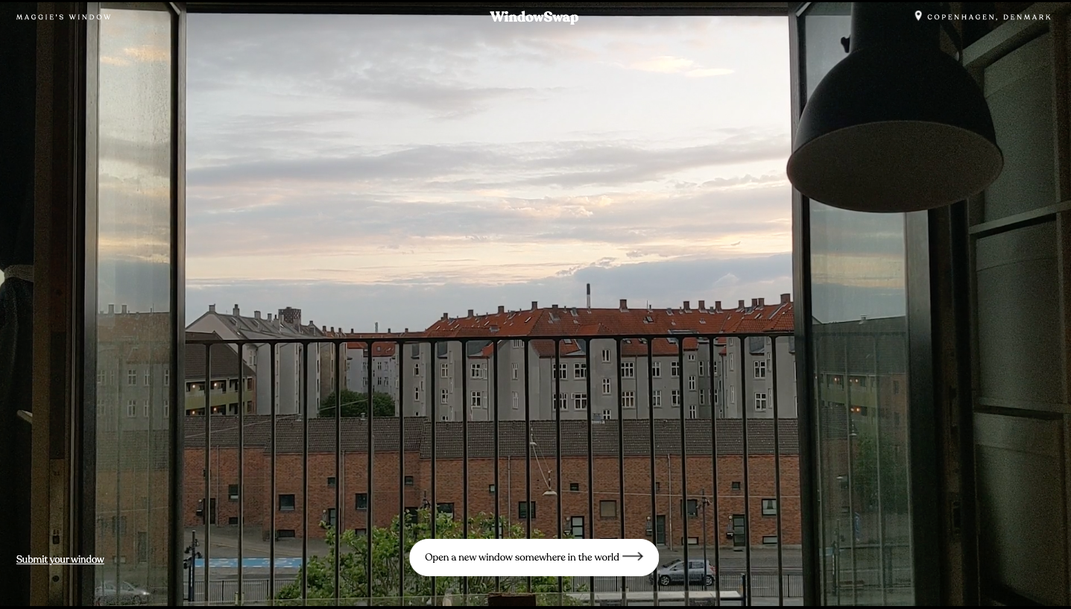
[
  {"x1": 628, "y1": 55, "x2": 734, "y2": 78},
  {"x1": 122, "y1": 45, "x2": 169, "y2": 63}
]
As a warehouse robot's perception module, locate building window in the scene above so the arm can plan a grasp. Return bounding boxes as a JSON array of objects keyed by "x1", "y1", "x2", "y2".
[
  {"x1": 681, "y1": 499, "x2": 699, "y2": 518},
  {"x1": 671, "y1": 390, "x2": 681, "y2": 407},
  {"x1": 754, "y1": 360, "x2": 767, "y2": 379},
  {"x1": 574, "y1": 362, "x2": 587, "y2": 379},
  {"x1": 163, "y1": 400, "x2": 169, "y2": 418},
  {"x1": 128, "y1": 369, "x2": 137, "y2": 386},
  {"x1": 163, "y1": 369, "x2": 169, "y2": 386},
  {"x1": 126, "y1": 400, "x2": 136, "y2": 418},
  {"x1": 671, "y1": 362, "x2": 680, "y2": 378},
  {"x1": 229, "y1": 484, "x2": 239, "y2": 501},
  {"x1": 376, "y1": 361, "x2": 383, "y2": 372},
  {"x1": 714, "y1": 390, "x2": 719, "y2": 405},
  {"x1": 570, "y1": 482, "x2": 580, "y2": 492},
  {"x1": 513, "y1": 340, "x2": 523, "y2": 348},
  {"x1": 437, "y1": 503, "x2": 455, "y2": 518},
  {"x1": 441, "y1": 363, "x2": 450, "y2": 378},
  {"x1": 144, "y1": 371, "x2": 151, "y2": 386},
  {"x1": 699, "y1": 390, "x2": 706, "y2": 405},
  {"x1": 142, "y1": 401, "x2": 149, "y2": 418},
  {"x1": 731, "y1": 481, "x2": 741, "y2": 491},
  {"x1": 622, "y1": 391, "x2": 635, "y2": 409},
  {"x1": 573, "y1": 393, "x2": 588, "y2": 410},
  {"x1": 441, "y1": 389, "x2": 449, "y2": 405},
  {"x1": 488, "y1": 484, "x2": 496, "y2": 494},
  {"x1": 471, "y1": 391, "x2": 483, "y2": 408},
  {"x1": 762, "y1": 499, "x2": 777, "y2": 516},
  {"x1": 602, "y1": 379, "x2": 612, "y2": 395},
  {"x1": 554, "y1": 363, "x2": 567, "y2": 380},
  {"x1": 729, "y1": 353, "x2": 734, "y2": 371},
  {"x1": 228, "y1": 517, "x2": 239, "y2": 526},
  {"x1": 688, "y1": 353, "x2": 696, "y2": 362},
  {"x1": 652, "y1": 390, "x2": 662, "y2": 408},
  {"x1": 698, "y1": 361, "x2": 706, "y2": 376},
  {"x1": 512, "y1": 392, "x2": 519, "y2": 410},
  {"x1": 324, "y1": 508, "x2": 336, "y2": 528},
  {"x1": 404, "y1": 476, "x2": 414, "y2": 486},
  {"x1": 327, "y1": 476, "x2": 336, "y2": 487},
  {"x1": 602, "y1": 409, "x2": 612, "y2": 420},
  {"x1": 730, "y1": 386, "x2": 736, "y2": 404},
  {"x1": 621, "y1": 362, "x2": 635, "y2": 378},
  {"x1": 279, "y1": 494, "x2": 296, "y2": 512},
  {"x1": 601, "y1": 349, "x2": 611, "y2": 363},
  {"x1": 712, "y1": 360, "x2": 718, "y2": 375},
  {"x1": 600, "y1": 500, "x2": 617, "y2": 519},
  {"x1": 355, "y1": 493, "x2": 368, "y2": 510},
  {"x1": 518, "y1": 501, "x2": 536, "y2": 519},
  {"x1": 689, "y1": 405, "x2": 697, "y2": 419},
  {"x1": 755, "y1": 393, "x2": 768, "y2": 411},
  {"x1": 471, "y1": 363, "x2": 485, "y2": 379},
  {"x1": 688, "y1": 375, "x2": 697, "y2": 391},
  {"x1": 511, "y1": 363, "x2": 518, "y2": 380},
  {"x1": 651, "y1": 362, "x2": 661, "y2": 378},
  {"x1": 414, "y1": 363, "x2": 420, "y2": 376},
  {"x1": 763, "y1": 535, "x2": 778, "y2": 545},
  {"x1": 415, "y1": 387, "x2": 422, "y2": 402},
  {"x1": 553, "y1": 393, "x2": 565, "y2": 410}
]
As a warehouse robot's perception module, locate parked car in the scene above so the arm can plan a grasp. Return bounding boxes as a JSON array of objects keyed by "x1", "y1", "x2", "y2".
[
  {"x1": 649, "y1": 558, "x2": 717, "y2": 587},
  {"x1": 94, "y1": 580, "x2": 151, "y2": 605}
]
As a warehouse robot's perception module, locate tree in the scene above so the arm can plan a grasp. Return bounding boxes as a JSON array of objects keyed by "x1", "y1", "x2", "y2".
[
  {"x1": 318, "y1": 390, "x2": 395, "y2": 418},
  {"x1": 277, "y1": 508, "x2": 582, "y2": 605}
]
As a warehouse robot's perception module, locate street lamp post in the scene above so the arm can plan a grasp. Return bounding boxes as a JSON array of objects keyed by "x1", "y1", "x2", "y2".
[
  {"x1": 184, "y1": 530, "x2": 202, "y2": 602},
  {"x1": 700, "y1": 490, "x2": 711, "y2": 589}
]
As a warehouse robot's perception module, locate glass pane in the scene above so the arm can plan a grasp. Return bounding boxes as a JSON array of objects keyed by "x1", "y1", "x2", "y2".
[
  {"x1": 93, "y1": 4, "x2": 173, "y2": 606},
  {"x1": 802, "y1": 3, "x2": 914, "y2": 605}
]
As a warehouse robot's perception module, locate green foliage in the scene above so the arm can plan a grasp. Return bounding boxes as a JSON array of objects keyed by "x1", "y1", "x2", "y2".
[
  {"x1": 853, "y1": 429, "x2": 909, "y2": 514},
  {"x1": 318, "y1": 390, "x2": 395, "y2": 418},
  {"x1": 277, "y1": 509, "x2": 583, "y2": 605}
]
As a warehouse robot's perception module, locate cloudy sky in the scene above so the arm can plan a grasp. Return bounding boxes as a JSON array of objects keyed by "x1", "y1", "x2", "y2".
[{"x1": 185, "y1": 13, "x2": 795, "y2": 332}]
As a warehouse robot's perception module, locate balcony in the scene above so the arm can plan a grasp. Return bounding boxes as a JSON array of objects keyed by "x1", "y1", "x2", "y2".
[{"x1": 170, "y1": 328, "x2": 804, "y2": 606}]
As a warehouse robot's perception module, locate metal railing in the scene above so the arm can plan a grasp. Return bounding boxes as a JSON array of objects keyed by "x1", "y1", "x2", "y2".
[{"x1": 183, "y1": 331, "x2": 799, "y2": 606}]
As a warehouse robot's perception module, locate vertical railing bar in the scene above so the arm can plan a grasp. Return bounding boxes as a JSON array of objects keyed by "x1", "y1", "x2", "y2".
[
  {"x1": 678, "y1": 340, "x2": 689, "y2": 606},
  {"x1": 493, "y1": 339, "x2": 501, "y2": 593},
  {"x1": 399, "y1": 339, "x2": 407, "y2": 603},
  {"x1": 555, "y1": 338, "x2": 563, "y2": 603},
  {"x1": 524, "y1": 338, "x2": 532, "y2": 593},
  {"x1": 430, "y1": 339, "x2": 438, "y2": 604},
  {"x1": 270, "y1": 343, "x2": 277, "y2": 605},
  {"x1": 203, "y1": 344, "x2": 211, "y2": 599},
  {"x1": 462, "y1": 339, "x2": 470, "y2": 603},
  {"x1": 237, "y1": 340, "x2": 245, "y2": 602},
  {"x1": 366, "y1": 340, "x2": 375, "y2": 606},
  {"x1": 844, "y1": 338, "x2": 858, "y2": 607},
  {"x1": 739, "y1": 336, "x2": 752, "y2": 605},
  {"x1": 301, "y1": 343, "x2": 309, "y2": 602},
  {"x1": 648, "y1": 338, "x2": 659, "y2": 606},
  {"x1": 586, "y1": 341, "x2": 595, "y2": 607},
  {"x1": 616, "y1": 337, "x2": 626, "y2": 606},
  {"x1": 770, "y1": 337, "x2": 783, "y2": 606},
  {"x1": 874, "y1": 335, "x2": 888, "y2": 605},
  {"x1": 707, "y1": 337, "x2": 721, "y2": 607},
  {"x1": 330, "y1": 342, "x2": 341, "y2": 603}
]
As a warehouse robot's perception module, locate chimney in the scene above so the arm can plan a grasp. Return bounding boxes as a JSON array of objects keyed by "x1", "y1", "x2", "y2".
[
  {"x1": 330, "y1": 327, "x2": 335, "y2": 333},
  {"x1": 683, "y1": 300, "x2": 691, "y2": 310},
  {"x1": 267, "y1": 313, "x2": 273, "y2": 322},
  {"x1": 698, "y1": 300, "x2": 706, "y2": 310},
  {"x1": 531, "y1": 301, "x2": 538, "y2": 310},
  {"x1": 350, "y1": 328, "x2": 355, "y2": 333},
  {"x1": 467, "y1": 309, "x2": 474, "y2": 317},
  {"x1": 758, "y1": 297, "x2": 765, "y2": 307},
  {"x1": 586, "y1": 283, "x2": 591, "y2": 309},
  {"x1": 619, "y1": 299, "x2": 628, "y2": 311},
  {"x1": 751, "y1": 298, "x2": 759, "y2": 307},
  {"x1": 208, "y1": 304, "x2": 215, "y2": 313},
  {"x1": 715, "y1": 301, "x2": 722, "y2": 310},
  {"x1": 322, "y1": 325, "x2": 327, "y2": 332},
  {"x1": 375, "y1": 322, "x2": 379, "y2": 332},
  {"x1": 738, "y1": 300, "x2": 745, "y2": 309},
  {"x1": 781, "y1": 293, "x2": 791, "y2": 304},
  {"x1": 442, "y1": 312, "x2": 448, "y2": 321},
  {"x1": 108, "y1": 304, "x2": 115, "y2": 314},
  {"x1": 388, "y1": 328, "x2": 392, "y2": 334},
  {"x1": 404, "y1": 328, "x2": 409, "y2": 333},
  {"x1": 121, "y1": 304, "x2": 128, "y2": 314},
  {"x1": 254, "y1": 310, "x2": 261, "y2": 319},
  {"x1": 552, "y1": 304, "x2": 558, "y2": 310},
  {"x1": 233, "y1": 304, "x2": 240, "y2": 316},
  {"x1": 498, "y1": 305, "x2": 505, "y2": 314}
]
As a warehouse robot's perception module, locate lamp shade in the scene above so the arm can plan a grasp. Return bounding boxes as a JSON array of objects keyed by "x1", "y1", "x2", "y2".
[{"x1": 787, "y1": 3, "x2": 1002, "y2": 212}]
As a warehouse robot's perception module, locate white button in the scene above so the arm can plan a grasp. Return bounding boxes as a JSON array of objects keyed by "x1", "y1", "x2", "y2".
[{"x1": 410, "y1": 539, "x2": 658, "y2": 577}]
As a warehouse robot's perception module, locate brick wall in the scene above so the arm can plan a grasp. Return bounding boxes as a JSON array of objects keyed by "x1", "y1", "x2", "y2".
[{"x1": 183, "y1": 448, "x2": 800, "y2": 547}]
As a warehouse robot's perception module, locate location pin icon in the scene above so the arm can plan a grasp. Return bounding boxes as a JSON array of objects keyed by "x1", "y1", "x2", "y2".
[{"x1": 915, "y1": 10, "x2": 922, "y2": 20}]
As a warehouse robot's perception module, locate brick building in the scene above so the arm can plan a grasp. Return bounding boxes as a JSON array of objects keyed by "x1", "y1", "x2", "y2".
[{"x1": 183, "y1": 416, "x2": 800, "y2": 548}]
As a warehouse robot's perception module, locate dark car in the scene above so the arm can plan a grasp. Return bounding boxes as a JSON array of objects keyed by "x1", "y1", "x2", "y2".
[
  {"x1": 94, "y1": 580, "x2": 152, "y2": 605},
  {"x1": 649, "y1": 558, "x2": 717, "y2": 587}
]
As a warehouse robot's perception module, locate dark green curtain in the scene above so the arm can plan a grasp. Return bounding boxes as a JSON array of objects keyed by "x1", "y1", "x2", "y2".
[{"x1": 0, "y1": 3, "x2": 37, "y2": 606}]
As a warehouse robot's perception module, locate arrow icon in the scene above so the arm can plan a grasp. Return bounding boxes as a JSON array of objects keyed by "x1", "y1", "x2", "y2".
[{"x1": 622, "y1": 552, "x2": 643, "y2": 561}]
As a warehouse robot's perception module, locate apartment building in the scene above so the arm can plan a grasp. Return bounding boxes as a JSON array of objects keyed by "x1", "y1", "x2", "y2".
[
  {"x1": 184, "y1": 332, "x2": 256, "y2": 416},
  {"x1": 187, "y1": 305, "x2": 335, "y2": 416}
]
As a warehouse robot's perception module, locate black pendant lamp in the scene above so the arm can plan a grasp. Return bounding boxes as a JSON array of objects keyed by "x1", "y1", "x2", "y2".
[{"x1": 786, "y1": 3, "x2": 1003, "y2": 212}]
